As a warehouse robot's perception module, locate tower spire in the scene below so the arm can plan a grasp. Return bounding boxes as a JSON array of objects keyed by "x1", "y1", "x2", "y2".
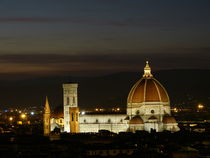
[
  {"x1": 44, "y1": 96, "x2": 50, "y2": 113},
  {"x1": 44, "y1": 96, "x2": 51, "y2": 136},
  {"x1": 143, "y1": 61, "x2": 153, "y2": 78}
]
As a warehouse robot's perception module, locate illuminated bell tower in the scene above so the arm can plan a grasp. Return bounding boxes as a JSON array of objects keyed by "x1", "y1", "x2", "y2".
[
  {"x1": 63, "y1": 83, "x2": 78, "y2": 132},
  {"x1": 43, "y1": 96, "x2": 51, "y2": 136}
]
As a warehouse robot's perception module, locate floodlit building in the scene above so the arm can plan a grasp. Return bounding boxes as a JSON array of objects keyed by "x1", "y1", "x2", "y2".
[{"x1": 48, "y1": 61, "x2": 179, "y2": 134}]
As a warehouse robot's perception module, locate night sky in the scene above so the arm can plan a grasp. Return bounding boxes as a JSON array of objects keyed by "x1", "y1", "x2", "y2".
[{"x1": 0, "y1": 0, "x2": 210, "y2": 79}]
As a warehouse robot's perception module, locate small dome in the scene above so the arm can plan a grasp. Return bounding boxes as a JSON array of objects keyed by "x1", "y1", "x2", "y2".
[
  {"x1": 163, "y1": 115, "x2": 177, "y2": 124},
  {"x1": 127, "y1": 61, "x2": 169, "y2": 104},
  {"x1": 129, "y1": 115, "x2": 144, "y2": 124}
]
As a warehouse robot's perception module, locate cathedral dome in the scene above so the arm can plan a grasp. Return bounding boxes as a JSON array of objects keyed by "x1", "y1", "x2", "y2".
[
  {"x1": 129, "y1": 115, "x2": 144, "y2": 124},
  {"x1": 163, "y1": 115, "x2": 177, "y2": 124},
  {"x1": 127, "y1": 61, "x2": 169, "y2": 104}
]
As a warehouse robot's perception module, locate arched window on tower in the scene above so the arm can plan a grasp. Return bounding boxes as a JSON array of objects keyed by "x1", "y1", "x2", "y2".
[
  {"x1": 73, "y1": 96, "x2": 76, "y2": 104},
  {"x1": 76, "y1": 113, "x2": 78, "y2": 121},
  {"x1": 67, "y1": 97, "x2": 70, "y2": 105},
  {"x1": 71, "y1": 113, "x2": 74, "y2": 121}
]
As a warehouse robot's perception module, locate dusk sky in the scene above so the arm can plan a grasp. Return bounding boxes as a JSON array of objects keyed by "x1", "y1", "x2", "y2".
[{"x1": 0, "y1": 0, "x2": 210, "y2": 78}]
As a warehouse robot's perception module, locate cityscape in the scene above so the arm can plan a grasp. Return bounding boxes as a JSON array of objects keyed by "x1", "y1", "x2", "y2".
[{"x1": 0, "y1": 1, "x2": 210, "y2": 158}]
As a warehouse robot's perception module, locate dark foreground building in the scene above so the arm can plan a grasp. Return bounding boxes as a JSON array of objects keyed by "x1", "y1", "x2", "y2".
[{"x1": 0, "y1": 130, "x2": 210, "y2": 158}]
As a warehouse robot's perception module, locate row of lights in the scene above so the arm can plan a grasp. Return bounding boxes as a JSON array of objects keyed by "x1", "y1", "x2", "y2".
[
  {"x1": 94, "y1": 108, "x2": 121, "y2": 112},
  {"x1": 172, "y1": 104, "x2": 205, "y2": 113},
  {"x1": 8, "y1": 113, "x2": 31, "y2": 125},
  {"x1": 9, "y1": 113, "x2": 27, "y2": 122}
]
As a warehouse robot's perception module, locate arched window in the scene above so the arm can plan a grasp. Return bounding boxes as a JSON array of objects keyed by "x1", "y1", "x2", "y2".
[
  {"x1": 84, "y1": 119, "x2": 86, "y2": 123},
  {"x1": 71, "y1": 113, "x2": 74, "y2": 121},
  {"x1": 67, "y1": 97, "x2": 70, "y2": 105},
  {"x1": 96, "y1": 119, "x2": 98, "y2": 123},
  {"x1": 73, "y1": 96, "x2": 76, "y2": 104},
  {"x1": 108, "y1": 119, "x2": 111, "y2": 123},
  {"x1": 76, "y1": 113, "x2": 78, "y2": 121}
]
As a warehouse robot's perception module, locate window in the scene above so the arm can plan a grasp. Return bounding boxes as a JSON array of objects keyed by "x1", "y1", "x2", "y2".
[
  {"x1": 151, "y1": 110, "x2": 155, "y2": 114},
  {"x1": 96, "y1": 119, "x2": 98, "y2": 123},
  {"x1": 73, "y1": 96, "x2": 76, "y2": 104},
  {"x1": 71, "y1": 113, "x2": 74, "y2": 121},
  {"x1": 108, "y1": 119, "x2": 111, "y2": 123},
  {"x1": 84, "y1": 119, "x2": 86, "y2": 123},
  {"x1": 136, "y1": 110, "x2": 140, "y2": 115},
  {"x1": 67, "y1": 97, "x2": 70, "y2": 105},
  {"x1": 76, "y1": 113, "x2": 78, "y2": 121}
]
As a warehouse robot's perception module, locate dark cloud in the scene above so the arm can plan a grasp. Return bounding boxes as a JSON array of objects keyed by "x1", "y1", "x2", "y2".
[
  {"x1": 0, "y1": 17, "x2": 67, "y2": 23},
  {"x1": 0, "y1": 47, "x2": 209, "y2": 78},
  {"x1": 0, "y1": 17, "x2": 197, "y2": 28}
]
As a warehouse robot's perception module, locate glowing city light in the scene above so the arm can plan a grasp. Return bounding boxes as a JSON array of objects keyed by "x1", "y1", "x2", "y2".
[
  {"x1": 30, "y1": 112, "x2": 35, "y2": 115},
  {"x1": 173, "y1": 108, "x2": 178, "y2": 113},
  {"x1": 17, "y1": 121, "x2": 22, "y2": 125},
  {"x1": 9, "y1": 117, "x2": 13, "y2": 121},
  {"x1": 20, "y1": 113, "x2": 26, "y2": 119},
  {"x1": 197, "y1": 104, "x2": 204, "y2": 109},
  {"x1": 81, "y1": 111, "x2": 85, "y2": 115}
]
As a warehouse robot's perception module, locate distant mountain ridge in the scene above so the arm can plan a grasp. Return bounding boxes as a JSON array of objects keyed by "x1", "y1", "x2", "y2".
[{"x1": 0, "y1": 69, "x2": 209, "y2": 109}]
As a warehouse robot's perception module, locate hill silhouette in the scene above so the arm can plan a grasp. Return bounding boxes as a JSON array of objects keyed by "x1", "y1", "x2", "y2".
[{"x1": 0, "y1": 69, "x2": 209, "y2": 109}]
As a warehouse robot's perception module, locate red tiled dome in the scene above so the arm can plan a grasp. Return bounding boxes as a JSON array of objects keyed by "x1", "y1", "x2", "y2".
[
  {"x1": 129, "y1": 115, "x2": 144, "y2": 124},
  {"x1": 163, "y1": 115, "x2": 177, "y2": 124},
  {"x1": 127, "y1": 62, "x2": 169, "y2": 104}
]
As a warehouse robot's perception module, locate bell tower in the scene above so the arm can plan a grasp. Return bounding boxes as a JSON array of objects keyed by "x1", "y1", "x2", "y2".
[{"x1": 63, "y1": 83, "x2": 78, "y2": 132}]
